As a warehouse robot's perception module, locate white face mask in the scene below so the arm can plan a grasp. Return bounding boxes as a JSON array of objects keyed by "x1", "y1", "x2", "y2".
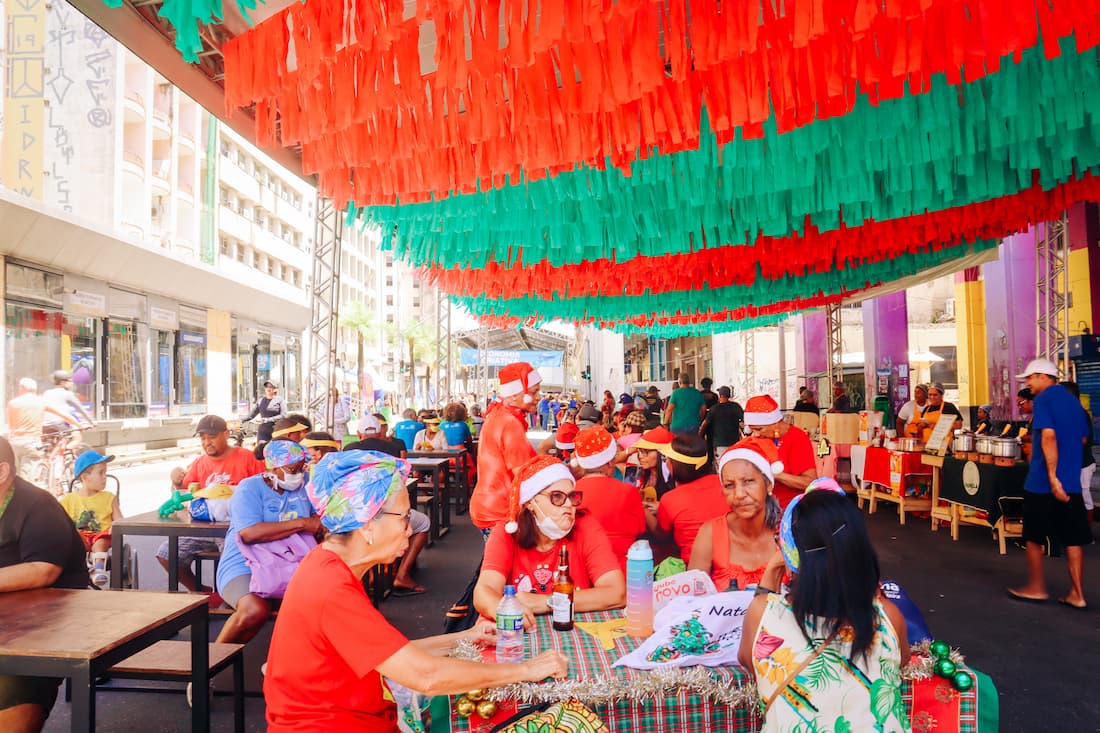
[
  {"x1": 267, "y1": 471, "x2": 304, "y2": 491},
  {"x1": 532, "y1": 502, "x2": 571, "y2": 541}
]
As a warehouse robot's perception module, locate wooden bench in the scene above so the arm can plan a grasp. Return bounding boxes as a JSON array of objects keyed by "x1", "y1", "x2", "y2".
[{"x1": 105, "y1": 640, "x2": 245, "y2": 733}]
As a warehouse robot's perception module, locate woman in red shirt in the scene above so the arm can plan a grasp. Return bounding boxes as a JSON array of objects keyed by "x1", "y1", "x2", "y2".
[
  {"x1": 474, "y1": 455, "x2": 625, "y2": 625},
  {"x1": 689, "y1": 438, "x2": 783, "y2": 591},
  {"x1": 264, "y1": 450, "x2": 568, "y2": 733},
  {"x1": 646, "y1": 434, "x2": 728, "y2": 563}
]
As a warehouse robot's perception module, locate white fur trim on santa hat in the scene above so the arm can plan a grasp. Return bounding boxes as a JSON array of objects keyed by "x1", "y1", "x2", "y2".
[
  {"x1": 499, "y1": 379, "x2": 524, "y2": 397},
  {"x1": 576, "y1": 440, "x2": 618, "y2": 469},
  {"x1": 743, "y1": 407, "x2": 784, "y2": 426},
  {"x1": 518, "y1": 462, "x2": 575, "y2": 505},
  {"x1": 717, "y1": 449, "x2": 783, "y2": 484},
  {"x1": 527, "y1": 371, "x2": 542, "y2": 386}
]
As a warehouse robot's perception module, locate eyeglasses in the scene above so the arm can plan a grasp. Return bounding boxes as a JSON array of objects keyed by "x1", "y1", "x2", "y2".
[
  {"x1": 542, "y1": 490, "x2": 583, "y2": 507},
  {"x1": 378, "y1": 510, "x2": 411, "y2": 527}
]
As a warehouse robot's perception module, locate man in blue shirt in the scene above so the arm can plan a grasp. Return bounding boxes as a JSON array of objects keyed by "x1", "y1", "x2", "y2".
[
  {"x1": 1008, "y1": 358, "x2": 1091, "y2": 610},
  {"x1": 536, "y1": 396, "x2": 550, "y2": 430},
  {"x1": 391, "y1": 409, "x2": 425, "y2": 452}
]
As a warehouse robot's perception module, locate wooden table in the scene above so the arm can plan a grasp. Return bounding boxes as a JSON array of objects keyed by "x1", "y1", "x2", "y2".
[
  {"x1": 110, "y1": 511, "x2": 229, "y2": 591},
  {"x1": 859, "y1": 447, "x2": 934, "y2": 524},
  {"x1": 934, "y1": 455, "x2": 1028, "y2": 553},
  {"x1": 0, "y1": 588, "x2": 210, "y2": 733},
  {"x1": 408, "y1": 457, "x2": 451, "y2": 541},
  {"x1": 408, "y1": 448, "x2": 471, "y2": 515}
]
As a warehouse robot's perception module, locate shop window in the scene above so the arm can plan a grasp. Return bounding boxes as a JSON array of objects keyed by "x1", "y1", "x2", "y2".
[
  {"x1": 106, "y1": 319, "x2": 147, "y2": 419},
  {"x1": 175, "y1": 330, "x2": 207, "y2": 415},
  {"x1": 151, "y1": 330, "x2": 173, "y2": 416}
]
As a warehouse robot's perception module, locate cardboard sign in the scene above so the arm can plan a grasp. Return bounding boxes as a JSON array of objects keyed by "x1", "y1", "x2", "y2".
[
  {"x1": 652, "y1": 570, "x2": 717, "y2": 613},
  {"x1": 925, "y1": 413, "x2": 956, "y2": 455},
  {"x1": 614, "y1": 592, "x2": 754, "y2": 670}
]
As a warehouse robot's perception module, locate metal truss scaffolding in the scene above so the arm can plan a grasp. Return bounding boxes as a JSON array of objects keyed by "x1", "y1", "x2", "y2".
[
  {"x1": 742, "y1": 330, "x2": 755, "y2": 397},
  {"x1": 307, "y1": 198, "x2": 343, "y2": 430},
  {"x1": 1036, "y1": 213, "x2": 1071, "y2": 378},
  {"x1": 825, "y1": 303, "x2": 843, "y2": 390},
  {"x1": 434, "y1": 293, "x2": 453, "y2": 403}
]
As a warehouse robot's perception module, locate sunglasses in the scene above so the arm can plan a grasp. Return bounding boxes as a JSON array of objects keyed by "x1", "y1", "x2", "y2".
[{"x1": 542, "y1": 490, "x2": 583, "y2": 507}]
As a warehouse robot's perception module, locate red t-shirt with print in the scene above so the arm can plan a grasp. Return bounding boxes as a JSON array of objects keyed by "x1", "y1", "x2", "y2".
[
  {"x1": 265, "y1": 548, "x2": 410, "y2": 732},
  {"x1": 773, "y1": 425, "x2": 817, "y2": 509},
  {"x1": 575, "y1": 475, "x2": 646, "y2": 571},
  {"x1": 181, "y1": 446, "x2": 266, "y2": 489},
  {"x1": 482, "y1": 514, "x2": 620, "y2": 594},
  {"x1": 656, "y1": 474, "x2": 728, "y2": 563}
]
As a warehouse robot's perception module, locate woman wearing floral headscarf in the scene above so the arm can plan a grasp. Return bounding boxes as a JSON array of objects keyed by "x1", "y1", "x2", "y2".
[
  {"x1": 265, "y1": 450, "x2": 569, "y2": 733},
  {"x1": 215, "y1": 439, "x2": 319, "y2": 647}
]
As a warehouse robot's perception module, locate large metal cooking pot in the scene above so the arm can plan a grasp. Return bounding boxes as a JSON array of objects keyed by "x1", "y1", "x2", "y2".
[
  {"x1": 976, "y1": 436, "x2": 996, "y2": 455},
  {"x1": 896, "y1": 437, "x2": 924, "y2": 452},
  {"x1": 952, "y1": 432, "x2": 976, "y2": 453},
  {"x1": 991, "y1": 437, "x2": 1021, "y2": 460}
]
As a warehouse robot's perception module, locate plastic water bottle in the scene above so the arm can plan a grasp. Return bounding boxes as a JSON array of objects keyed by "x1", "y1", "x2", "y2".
[
  {"x1": 625, "y1": 540, "x2": 654, "y2": 637},
  {"x1": 495, "y1": 585, "x2": 525, "y2": 663}
]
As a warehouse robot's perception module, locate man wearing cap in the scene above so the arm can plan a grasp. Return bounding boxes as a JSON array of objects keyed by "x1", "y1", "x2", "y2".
[
  {"x1": 470, "y1": 362, "x2": 541, "y2": 531},
  {"x1": 700, "y1": 386, "x2": 745, "y2": 455},
  {"x1": 244, "y1": 380, "x2": 287, "y2": 443},
  {"x1": 1008, "y1": 359, "x2": 1091, "y2": 610},
  {"x1": 895, "y1": 384, "x2": 929, "y2": 436},
  {"x1": 641, "y1": 386, "x2": 664, "y2": 429},
  {"x1": 666, "y1": 374, "x2": 706, "y2": 436},
  {"x1": 576, "y1": 403, "x2": 602, "y2": 429},
  {"x1": 155, "y1": 415, "x2": 267, "y2": 593},
  {"x1": 573, "y1": 427, "x2": 646, "y2": 570},
  {"x1": 345, "y1": 415, "x2": 407, "y2": 458},
  {"x1": 743, "y1": 395, "x2": 818, "y2": 509},
  {"x1": 0, "y1": 437, "x2": 88, "y2": 733}
]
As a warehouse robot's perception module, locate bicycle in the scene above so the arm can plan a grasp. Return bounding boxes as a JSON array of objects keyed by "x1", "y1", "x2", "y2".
[{"x1": 27, "y1": 429, "x2": 79, "y2": 497}]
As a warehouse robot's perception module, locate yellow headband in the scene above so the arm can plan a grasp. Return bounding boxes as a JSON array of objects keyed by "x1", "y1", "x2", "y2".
[
  {"x1": 658, "y1": 444, "x2": 709, "y2": 468},
  {"x1": 300, "y1": 438, "x2": 341, "y2": 450},
  {"x1": 272, "y1": 423, "x2": 308, "y2": 438}
]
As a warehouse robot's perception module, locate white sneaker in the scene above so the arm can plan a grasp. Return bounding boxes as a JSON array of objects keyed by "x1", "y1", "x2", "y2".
[
  {"x1": 90, "y1": 569, "x2": 109, "y2": 588},
  {"x1": 185, "y1": 681, "x2": 214, "y2": 709}
]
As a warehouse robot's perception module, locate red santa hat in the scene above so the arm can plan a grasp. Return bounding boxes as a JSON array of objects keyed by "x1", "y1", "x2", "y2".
[
  {"x1": 498, "y1": 362, "x2": 542, "y2": 399},
  {"x1": 555, "y1": 422, "x2": 579, "y2": 450},
  {"x1": 573, "y1": 426, "x2": 617, "y2": 469},
  {"x1": 717, "y1": 437, "x2": 784, "y2": 484},
  {"x1": 633, "y1": 425, "x2": 675, "y2": 451},
  {"x1": 743, "y1": 394, "x2": 784, "y2": 427},
  {"x1": 505, "y1": 455, "x2": 575, "y2": 533}
]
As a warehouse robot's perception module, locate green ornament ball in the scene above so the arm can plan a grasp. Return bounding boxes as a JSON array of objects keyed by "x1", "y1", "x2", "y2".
[
  {"x1": 952, "y1": 670, "x2": 974, "y2": 692},
  {"x1": 929, "y1": 640, "x2": 951, "y2": 660},
  {"x1": 934, "y1": 658, "x2": 957, "y2": 678}
]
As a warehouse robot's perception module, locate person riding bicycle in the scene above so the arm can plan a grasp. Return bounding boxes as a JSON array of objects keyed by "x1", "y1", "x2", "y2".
[
  {"x1": 6, "y1": 378, "x2": 72, "y2": 475},
  {"x1": 243, "y1": 380, "x2": 287, "y2": 443},
  {"x1": 41, "y1": 370, "x2": 94, "y2": 445}
]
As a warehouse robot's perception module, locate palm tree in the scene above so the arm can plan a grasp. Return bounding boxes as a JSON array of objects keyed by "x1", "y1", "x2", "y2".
[{"x1": 338, "y1": 301, "x2": 378, "y2": 403}]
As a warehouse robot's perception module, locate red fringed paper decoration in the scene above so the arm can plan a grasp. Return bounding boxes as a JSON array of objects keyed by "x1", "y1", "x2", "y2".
[{"x1": 220, "y1": 0, "x2": 1100, "y2": 206}]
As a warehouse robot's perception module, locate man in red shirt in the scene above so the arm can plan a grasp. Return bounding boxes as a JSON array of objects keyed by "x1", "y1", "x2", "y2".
[
  {"x1": 156, "y1": 414, "x2": 267, "y2": 591},
  {"x1": 743, "y1": 395, "x2": 817, "y2": 509},
  {"x1": 572, "y1": 426, "x2": 646, "y2": 570},
  {"x1": 470, "y1": 362, "x2": 541, "y2": 532}
]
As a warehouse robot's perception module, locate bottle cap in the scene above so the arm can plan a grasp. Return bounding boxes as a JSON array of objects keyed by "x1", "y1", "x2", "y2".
[
  {"x1": 503, "y1": 585, "x2": 516, "y2": 596},
  {"x1": 627, "y1": 539, "x2": 653, "y2": 560}
]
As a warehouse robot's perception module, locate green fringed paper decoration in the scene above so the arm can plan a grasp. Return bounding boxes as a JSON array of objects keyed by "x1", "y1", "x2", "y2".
[
  {"x1": 356, "y1": 41, "x2": 1100, "y2": 271},
  {"x1": 453, "y1": 240, "x2": 999, "y2": 328},
  {"x1": 98, "y1": 0, "x2": 265, "y2": 64},
  {"x1": 609, "y1": 313, "x2": 792, "y2": 338}
]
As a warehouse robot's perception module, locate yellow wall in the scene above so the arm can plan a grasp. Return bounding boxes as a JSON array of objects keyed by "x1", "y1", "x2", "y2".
[
  {"x1": 954, "y1": 280, "x2": 989, "y2": 407},
  {"x1": 1, "y1": 0, "x2": 46, "y2": 198},
  {"x1": 1068, "y1": 248, "x2": 1094, "y2": 334},
  {"x1": 207, "y1": 309, "x2": 233, "y2": 418}
]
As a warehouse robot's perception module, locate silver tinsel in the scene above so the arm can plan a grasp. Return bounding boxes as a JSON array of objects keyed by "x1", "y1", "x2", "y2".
[{"x1": 449, "y1": 637, "x2": 966, "y2": 709}]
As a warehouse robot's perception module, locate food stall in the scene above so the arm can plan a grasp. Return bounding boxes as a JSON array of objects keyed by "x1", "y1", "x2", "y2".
[{"x1": 923, "y1": 453, "x2": 1028, "y2": 554}]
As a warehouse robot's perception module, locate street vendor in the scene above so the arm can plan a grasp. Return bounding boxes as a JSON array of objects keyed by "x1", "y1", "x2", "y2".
[
  {"x1": 265, "y1": 450, "x2": 568, "y2": 733},
  {"x1": 974, "y1": 404, "x2": 996, "y2": 435},
  {"x1": 743, "y1": 395, "x2": 817, "y2": 509},
  {"x1": 906, "y1": 383, "x2": 963, "y2": 442},
  {"x1": 474, "y1": 455, "x2": 624, "y2": 627}
]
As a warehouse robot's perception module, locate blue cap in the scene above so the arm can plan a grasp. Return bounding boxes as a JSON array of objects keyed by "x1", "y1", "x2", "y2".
[{"x1": 74, "y1": 450, "x2": 114, "y2": 479}]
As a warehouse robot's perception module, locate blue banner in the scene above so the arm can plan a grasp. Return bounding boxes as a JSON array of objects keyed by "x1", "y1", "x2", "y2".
[{"x1": 459, "y1": 349, "x2": 563, "y2": 368}]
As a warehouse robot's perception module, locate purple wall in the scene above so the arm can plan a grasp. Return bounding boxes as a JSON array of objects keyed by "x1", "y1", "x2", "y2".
[
  {"x1": 983, "y1": 228, "x2": 1038, "y2": 422},
  {"x1": 802, "y1": 311, "x2": 828, "y2": 378},
  {"x1": 862, "y1": 291, "x2": 910, "y2": 416}
]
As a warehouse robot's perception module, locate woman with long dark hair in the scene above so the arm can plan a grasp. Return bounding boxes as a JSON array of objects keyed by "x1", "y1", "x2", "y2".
[{"x1": 738, "y1": 483, "x2": 911, "y2": 732}]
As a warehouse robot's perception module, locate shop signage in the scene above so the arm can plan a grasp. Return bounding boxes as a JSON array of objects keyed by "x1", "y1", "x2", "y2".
[
  {"x1": 459, "y1": 349, "x2": 563, "y2": 367},
  {"x1": 962, "y1": 461, "x2": 981, "y2": 496},
  {"x1": 150, "y1": 306, "x2": 179, "y2": 331},
  {"x1": 64, "y1": 290, "x2": 107, "y2": 317},
  {"x1": 270, "y1": 331, "x2": 287, "y2": 349},
  {"x1": 180, "y1": 331, "x2": 207, "y2": 346}
]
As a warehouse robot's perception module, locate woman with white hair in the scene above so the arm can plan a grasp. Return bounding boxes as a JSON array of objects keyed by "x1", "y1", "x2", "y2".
[{"x1": 689, "y1": 438, "x2": 784, "y2": 591}]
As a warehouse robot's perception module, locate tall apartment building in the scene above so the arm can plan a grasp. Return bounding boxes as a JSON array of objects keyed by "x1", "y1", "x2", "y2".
[{"x1": 0, "y1": 0, "x2": 315, "y2": 424}]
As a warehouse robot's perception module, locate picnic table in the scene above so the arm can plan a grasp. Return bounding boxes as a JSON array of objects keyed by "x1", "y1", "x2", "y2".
[
  {"x1": 408, "y1": 457, "x2": 452, "y2": 542},
  {"x1": 0, "y1": 588, "x2": 210, "y2": 733}
]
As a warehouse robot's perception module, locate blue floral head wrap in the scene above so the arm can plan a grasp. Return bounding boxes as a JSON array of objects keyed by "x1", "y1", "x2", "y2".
[
  {"x1": 264, "y1": 440, "x2": 306, "y2": 470},
  {"x1": 779, "y1": 477, "x2": 847, "y2": 573},
  {"x1": 307, "y1": 450, "x2": 411, "y2": 533}
]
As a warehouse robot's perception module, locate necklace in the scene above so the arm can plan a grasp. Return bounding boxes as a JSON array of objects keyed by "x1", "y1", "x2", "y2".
[{"x1": 0, "y1": 486, "x2": 15, "y2": 522}]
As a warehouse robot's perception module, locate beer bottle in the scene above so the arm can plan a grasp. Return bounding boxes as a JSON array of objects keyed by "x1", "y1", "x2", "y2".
[{"x1": 551, "y1": 546, "x2": 575, "y2": 631}]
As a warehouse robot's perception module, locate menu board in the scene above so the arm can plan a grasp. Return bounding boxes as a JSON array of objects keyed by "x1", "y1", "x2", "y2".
[{"x1": 924, "y1": 413, "x2": 956, "y2": 456}]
